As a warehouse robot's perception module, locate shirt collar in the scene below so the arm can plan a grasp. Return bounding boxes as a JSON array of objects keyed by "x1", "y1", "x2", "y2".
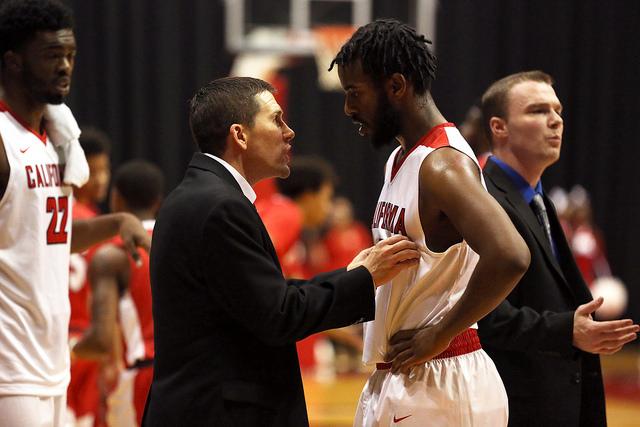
[
  {"x1": 202, "y1": 153, "x2": 257, "y2": 203},
  {"x1": 491, "y1": 156, "x2": 543, "y2": 204}
]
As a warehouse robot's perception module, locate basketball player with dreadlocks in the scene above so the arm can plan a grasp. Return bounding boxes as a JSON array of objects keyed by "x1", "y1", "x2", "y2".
[{"x1": 331, "y1": 20, "x2": 531, "y2": 426}]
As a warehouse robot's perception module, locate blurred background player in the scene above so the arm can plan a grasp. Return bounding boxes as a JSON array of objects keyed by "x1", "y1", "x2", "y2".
[
  {"x1": 275, "y1": 156, "x2": 336, "y2": 279},
  {"x1": 459, "y1": 103, "x2": 491, "y2": 168},
  {"x1": 73, "y1": 127, "x2": 111, "y2": 216},
  {"x1": 74, "y1": 160, "x2": 163, "y2": 427},
  {"x1": 67, "y1": 126, "x2": 112, "y2": 427},
  {"x1": 253, "y1": 177, "x2": 303, "y2": 268},
  {"x1": 549, "y1": 185, "x2": 628, "y2": 320},
  {"x1": 274, "y1": 156, "x2": 366, "y2": 377},
  {"x1": 317, "y1": 196, "x2": 372, "y2": 274},
  {"x1": 316, "y1": 197, "x2": 372, "y2": 374}
]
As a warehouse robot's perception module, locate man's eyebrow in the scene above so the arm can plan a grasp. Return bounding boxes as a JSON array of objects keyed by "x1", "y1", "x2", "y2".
[
  {"x1": 526, "y1": 102, "x2": 562, "y2": 110},
  {"x1": 271, "y1": 109, "x2": 283, "y2": 117},
  {"x1": 41, "y1": 41, "x2": 76, "y2": 50}
]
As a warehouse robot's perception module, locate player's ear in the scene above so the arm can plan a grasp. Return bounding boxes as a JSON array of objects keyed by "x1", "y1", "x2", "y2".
[
  {"x1": 3, "y1": 51, "x2": 22, "y2": 73},
  {"x1": 386, "y1": 73, "x2": 407, "y2": 99},
  {"x1": 229, "y1": 124, "x2": 248, "y2": 151}
]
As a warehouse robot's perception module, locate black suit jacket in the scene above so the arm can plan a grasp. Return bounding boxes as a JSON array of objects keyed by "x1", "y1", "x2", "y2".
[
  {"x1": 478, "y1": 158, "x2": 606, "y2": 427},
  {"x1": 143, "y1": 154, "x2": 375, "y2": 426}
]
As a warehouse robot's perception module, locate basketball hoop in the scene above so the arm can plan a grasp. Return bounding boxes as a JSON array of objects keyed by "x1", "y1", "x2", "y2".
[{"x1": 312, "y1": 25, "x2": 355, "y2": 91}]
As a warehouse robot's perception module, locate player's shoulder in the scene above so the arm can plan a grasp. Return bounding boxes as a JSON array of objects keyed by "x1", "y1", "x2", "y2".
[
  {"x1": 420, "y1": 146, "x2": 479, "y2": 179},
  {"x1": 91, "y1": 242, "x2": 130, "y2": 272},
  {"x1": 0, "y1": 130, "x2": 8, "y2": 197}
]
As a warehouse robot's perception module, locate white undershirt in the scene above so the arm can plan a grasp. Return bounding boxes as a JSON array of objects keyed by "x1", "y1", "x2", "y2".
[{"x1": 202, "y1": 153, "x2": 256, "y2": 203}]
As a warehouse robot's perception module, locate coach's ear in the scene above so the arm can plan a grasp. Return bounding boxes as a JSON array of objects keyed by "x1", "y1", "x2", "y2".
[
  {"x1": 229, "y1": 123, "x2": 248, "y2": 151},
  {"x1": 489, "y1": 116, "x2": 508, "y2": 140}
]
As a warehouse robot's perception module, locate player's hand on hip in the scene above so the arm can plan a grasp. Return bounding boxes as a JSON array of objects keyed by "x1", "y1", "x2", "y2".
[
  {"x1": 386, "y1": 324, "x2": 452, "y2": 374},
  {"x1": 572, "y1": 297, "x2": 639, "y2": 354},
  {"x1": 357, "y1": 235, "x2": 420, "y2": 287}
]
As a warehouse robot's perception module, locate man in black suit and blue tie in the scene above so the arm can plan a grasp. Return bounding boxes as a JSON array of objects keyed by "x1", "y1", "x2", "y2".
[
  {"x1": 478, "y1": 70, "x2": 639, "y2": 427},
  {"x1": 143, "y1": 77, "x2": 420, "y2": 427}
]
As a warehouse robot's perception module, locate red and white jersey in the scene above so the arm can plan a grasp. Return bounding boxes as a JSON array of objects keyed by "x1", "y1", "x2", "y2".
[
  {"x1": 363, "y1": 123, "x2": 484, "y2": 364},
  {"x1": 0, "y1": 102, "x2": 73, "y2": 396},
  {"x1": 118, "y1": 220, "x2": 155, "y2": 366}
]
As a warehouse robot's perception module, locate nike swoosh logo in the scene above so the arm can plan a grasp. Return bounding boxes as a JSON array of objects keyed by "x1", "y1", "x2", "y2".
[
  {"x1": 20, "y1": 147, "x2": 30, "y2": 153},
  {"x1": 393, "y1": 414, "x2": 412, "y2": 423}
]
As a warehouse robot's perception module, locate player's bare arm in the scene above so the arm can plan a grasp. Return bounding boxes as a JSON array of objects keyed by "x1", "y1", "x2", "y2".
[
  {"x1": 71, "y1": 212, "x2": 151, "y2": 261},
  {"x1": 388, "y1": 147, "x2": 530, "y2": 372},
  {"x1": 73, "y1": 244, "x2": 130, "y2": 360},
  {"x1": 0, "y1": 134, "x2": 9, "y2": 200}
]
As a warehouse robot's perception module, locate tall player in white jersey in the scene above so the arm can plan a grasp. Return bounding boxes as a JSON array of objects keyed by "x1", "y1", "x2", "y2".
[
  {"x1": 0, "y1": 1, "x2": 150, "y2": 426},
  {"x1": 330, "y1": 20, "x2": 531, "y2": 426}
]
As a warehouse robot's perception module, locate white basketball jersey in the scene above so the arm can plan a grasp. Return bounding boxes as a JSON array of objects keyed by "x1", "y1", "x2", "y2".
[
  {"x1": 0, "y1": 104, "x2": 73, "y2": 396},
  {"x1": 363, "y1": 123, "x2": 485, "y2": 364}
]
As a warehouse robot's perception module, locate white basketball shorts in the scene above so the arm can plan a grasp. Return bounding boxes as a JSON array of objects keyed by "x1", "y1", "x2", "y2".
[{"x1": 354, "y1": 348, "x2": 508, "y2": 427}]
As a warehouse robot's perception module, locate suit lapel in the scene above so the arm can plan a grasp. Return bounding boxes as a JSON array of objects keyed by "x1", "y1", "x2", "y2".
[
  {"x1": 484, "y1": 159, "x2": 567, "y2": 284},
  {"x1": 188, "y1": 152, "x2": 282, "y2": 268},
  {"x1": 544, "y1": 193, "x2": 590, "y2": 302},
  {"x1": 188, "y1": 152, "x2": 244, "y2": 193}
]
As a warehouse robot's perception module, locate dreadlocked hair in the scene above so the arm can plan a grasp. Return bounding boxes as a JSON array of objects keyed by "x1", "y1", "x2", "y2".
[{"x1": 329, "y1": 19, "x2": 437, "y2": 95}]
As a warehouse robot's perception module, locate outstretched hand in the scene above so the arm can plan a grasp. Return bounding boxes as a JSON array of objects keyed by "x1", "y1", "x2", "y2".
[
  {"x1": 386, "y1": 325, "x2": 452, "y2": 374},
  {"x1": 348, "y1": 235, "x2": 420, "y2": 287},
  {"x1": 573, "y1": 297, "x2": 639, "y2": 355}
]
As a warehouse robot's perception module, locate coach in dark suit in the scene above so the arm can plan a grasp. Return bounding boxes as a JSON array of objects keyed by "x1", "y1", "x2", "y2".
[
  {"x1": 142, "y1": 77, "x2": 419, "y2": 427},
  {"x1": 477, "y1": 71, "x2": 639, "y2": 427}
]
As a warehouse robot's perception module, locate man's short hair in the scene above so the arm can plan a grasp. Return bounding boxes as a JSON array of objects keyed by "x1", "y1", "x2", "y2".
[
  {"x1": 329, "y1": 19, "x2": 437, "y2": 95},
  {"x1": 79, "y1": 126, "x2": 111, "y2": 157},
  {"x1": 189, "y1": 77, "x2": 275, "y2": 156},
  {"x1": 0, "y1": 0, "x2": 74, "y2": 68},
  {"x1": 480, "y1": 70, "x2": 554, "y2": 141},
  {"x1": 276, "y1": 156, "x2": 336, "y2": 199},
  {"x1": 113, "y1": 160, "x2": 164, "y2": 211}
]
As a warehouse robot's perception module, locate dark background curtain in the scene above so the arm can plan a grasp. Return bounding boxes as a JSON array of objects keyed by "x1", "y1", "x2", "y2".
[{"x1": 66, "y1": 0, "x2": 640, "y2": 320}]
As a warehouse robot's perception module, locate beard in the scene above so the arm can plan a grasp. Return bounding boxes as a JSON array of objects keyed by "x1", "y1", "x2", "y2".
[
  {"x1": 41, "y1": 92, "x2": 64, "y2": 105},
  {"x1": 370, "y1": 91, "x2": 401, "y2": 148},
  {"x1": 22, "y1": 67, "x2": 66, "y2": 105}
]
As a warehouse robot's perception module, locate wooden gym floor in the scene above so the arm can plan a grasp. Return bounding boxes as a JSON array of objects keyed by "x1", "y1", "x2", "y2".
[{"x1": 302, "y1": 347, "x2": 640, "y2": 427}]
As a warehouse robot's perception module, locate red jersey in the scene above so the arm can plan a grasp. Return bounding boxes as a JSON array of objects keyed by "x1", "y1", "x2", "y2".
[
  {"x1": 68, "y1": 201, "x2": 100, "y2": 334},
  {"x1": 318, "y1": 222, "x2": 372, "y2": 273},
  {"x1": 254, "y1": 192, "x2": 304, "y2": 276},
  {"x1": 115, "y1": 221, "x2": 155, "y2": 365}
]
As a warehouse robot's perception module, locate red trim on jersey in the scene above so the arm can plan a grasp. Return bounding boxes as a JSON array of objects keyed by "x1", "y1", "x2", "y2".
[
  {"x1": 390, "y1": 122, "x2": 455, "y2": 180},
  {"x1": 375, "y1": 328, "x2": 481, "y2": 370},
  {"x1": 0, "y1": 100, "x2": 47, "y2": 143}
]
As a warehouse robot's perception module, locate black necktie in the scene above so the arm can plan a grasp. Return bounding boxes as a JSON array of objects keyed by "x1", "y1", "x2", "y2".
[{"x1": 530, "y1": 193, "x2": 556, "y2": 257}]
